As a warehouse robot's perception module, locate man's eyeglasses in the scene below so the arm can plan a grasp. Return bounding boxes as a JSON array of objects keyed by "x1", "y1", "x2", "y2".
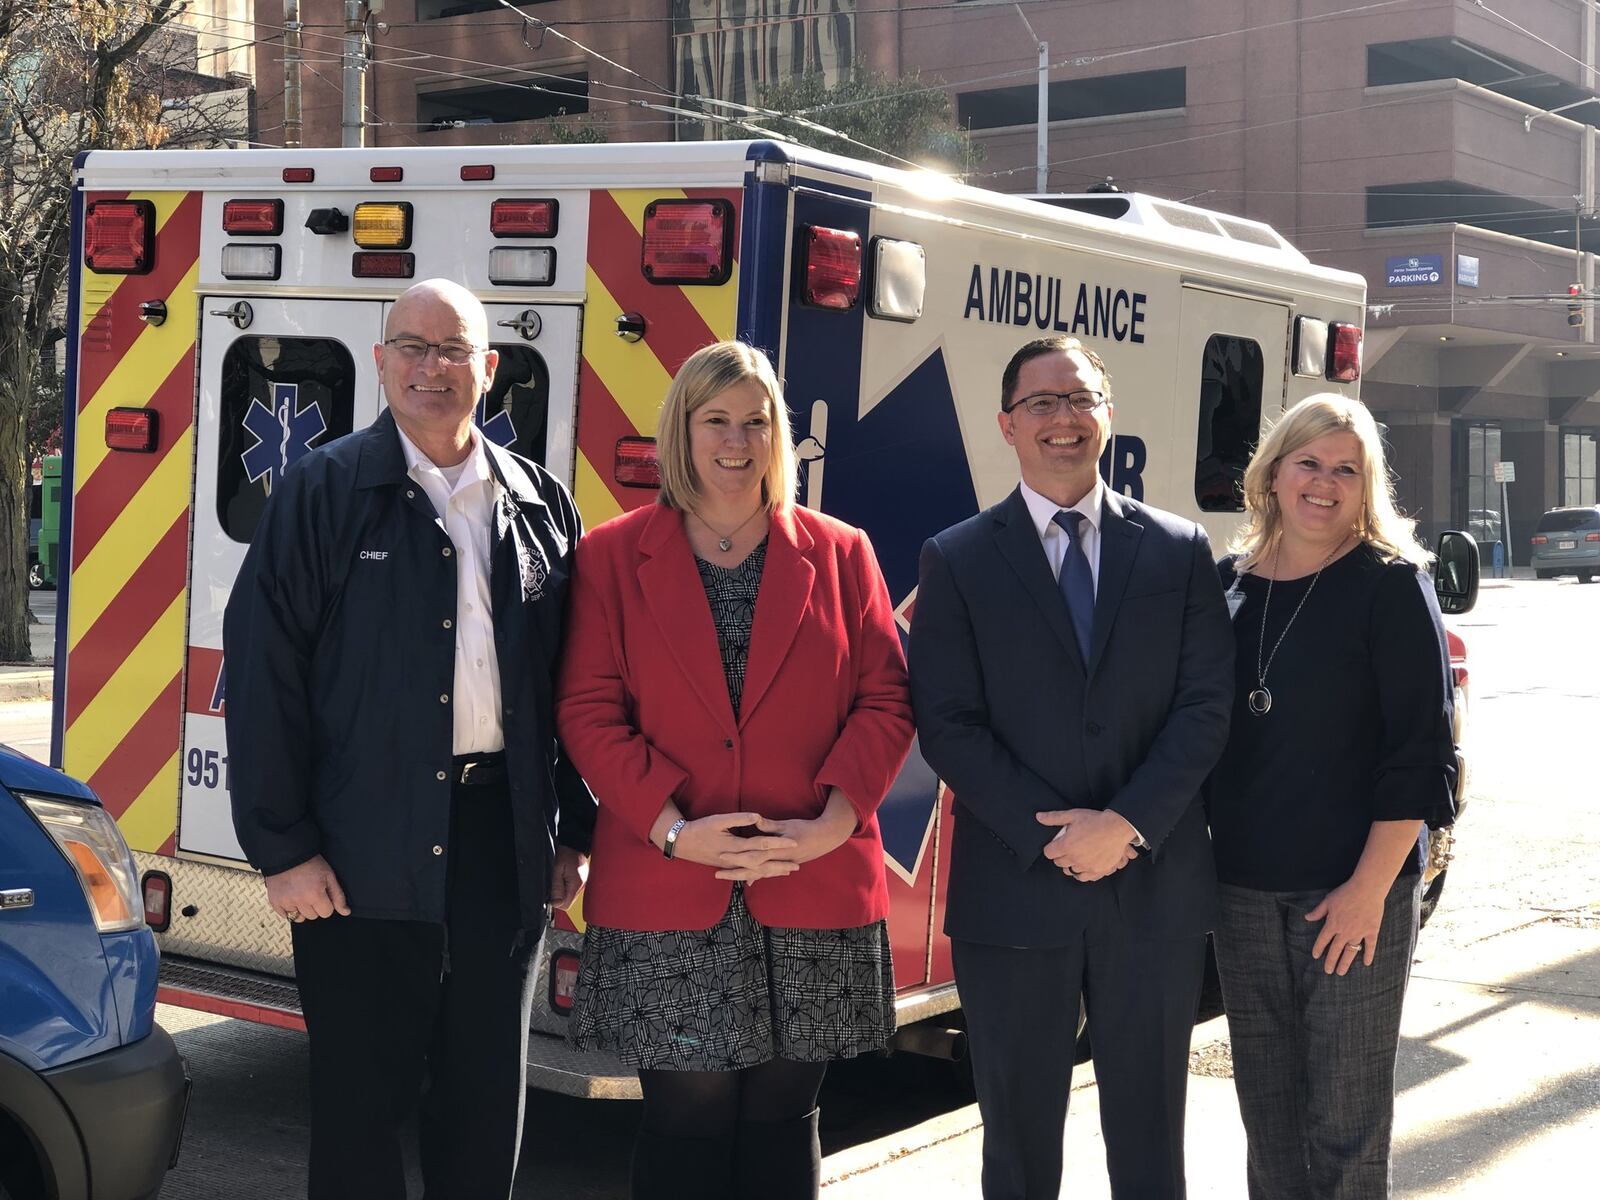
[
  {"x1": 383, "y1": 338, "x2": 486, "y2": 366},
  {"x1": 1003, "y1": 390, "x2": 1107, "y2": 418}
]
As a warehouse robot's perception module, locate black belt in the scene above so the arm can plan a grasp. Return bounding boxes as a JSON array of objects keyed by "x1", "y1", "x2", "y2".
[{"x1": 451, "y1": 751, "x2": 507, "y2": 787}]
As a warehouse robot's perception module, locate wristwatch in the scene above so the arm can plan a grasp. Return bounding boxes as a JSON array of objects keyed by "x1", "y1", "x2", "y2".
[{"x1": 662, "y1": 817, "x2": 688, "y2": 860}]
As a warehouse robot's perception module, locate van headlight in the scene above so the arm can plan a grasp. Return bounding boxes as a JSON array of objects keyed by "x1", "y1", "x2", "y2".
[{"x1": 19, "y1": 794, "x2": 144, "y2": 932}]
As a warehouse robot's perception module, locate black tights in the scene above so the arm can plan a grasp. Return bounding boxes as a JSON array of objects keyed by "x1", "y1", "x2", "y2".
[{"x1": 638, "y1": 1058, "x2": 827, "y2": 1136}]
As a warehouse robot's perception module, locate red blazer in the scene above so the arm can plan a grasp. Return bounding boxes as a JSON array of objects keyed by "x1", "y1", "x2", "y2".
[{"x1": 556, "y1": 502, "x2": 913, "y2": 931}]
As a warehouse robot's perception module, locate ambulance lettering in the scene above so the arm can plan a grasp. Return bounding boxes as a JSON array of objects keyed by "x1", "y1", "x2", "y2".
[
  {"x1": 962, "y1": 264, "x2": 1148, "y2": 344},
  {"x1": 242, "y1": 382, "x2": 328, "y2": 489}
]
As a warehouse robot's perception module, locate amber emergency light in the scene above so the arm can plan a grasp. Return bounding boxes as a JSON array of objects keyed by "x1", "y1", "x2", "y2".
[{"x1": 352, "y1": 202, "x2": 413, "y2": 249}]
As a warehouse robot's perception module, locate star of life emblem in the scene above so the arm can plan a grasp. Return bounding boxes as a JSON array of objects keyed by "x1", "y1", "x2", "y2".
[{"x1": 241, "y1": 383, "x2": 327, "y2": 491}]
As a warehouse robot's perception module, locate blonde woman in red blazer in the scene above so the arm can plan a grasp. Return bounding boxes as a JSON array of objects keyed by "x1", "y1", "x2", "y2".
[{"x1": 556, "y1": 340, "x2": 913, "y2": 1200}]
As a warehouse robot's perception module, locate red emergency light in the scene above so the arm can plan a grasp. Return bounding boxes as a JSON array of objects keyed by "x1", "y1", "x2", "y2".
[
  {"x1": 84, "y1": 199, "x2": 155, "y2": 274},
  {"x1": 614, "y1": 437, "x2": 661, "y2": 488},
  {"x1": 370, "y1": 166, "x2": 404, "y2": 183},
  {"x1": 105, "y1": 407, "x2": 159, "y2": 453},
  {"x1": 491, "y1": 199, "x2": 558, "y2": 237},
  {"x1": 641, "y1": 198, "x2": 733, "y2": 285},
  {"x1": 1327, "y1": 322, "x2": 1362, "y2": 383},
  {"x1": 800, "y1": 225, "x2": 862, "y2": 310},
  {"x1": 352, "y1": 251, "x2": 415, "y2": 279},
  {"x1": 548, "y1": 949, "x2": 581, "y2": 1014},
  {"x1": 281, "y1": 167, "x2": 315, "y2": 183},
  {"x1": 222, "y1": 199, "x2": 284, "y2": 236},
  {"x1": 141, "y1": 870, "x2": 172, "y2": 932},
  {"x1": 461, "y1": 165, "x2": 496, "y2": 181}
]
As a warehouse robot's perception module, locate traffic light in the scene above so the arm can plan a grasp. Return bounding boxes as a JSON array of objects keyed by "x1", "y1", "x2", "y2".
[{"x1": 1570, "y1": 283, "x2": 1585, "y2": 327}]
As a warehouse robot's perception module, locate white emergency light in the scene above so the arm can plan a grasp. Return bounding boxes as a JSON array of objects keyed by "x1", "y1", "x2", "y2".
[
  {"x1": 1292, "y1": 316, "x2": 1328, "y2": 378},
  {"x1": 488, "y1": 247, "x2": 556, "y2": 287},
  {"x1": 221, "y1": 243, "x2": 282, "y2": 281},
  {"x1": 870, "y1": 237, "x2": 927, "y2": 322}
]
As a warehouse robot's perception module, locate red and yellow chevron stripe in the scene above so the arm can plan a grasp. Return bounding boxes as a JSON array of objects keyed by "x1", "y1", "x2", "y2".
[
  {"x1": 62, "y1": 190, "x2": 201, "y2": 856},
  {"x1": 573, "y1": 187, "x2": 741, "y2": 527}
]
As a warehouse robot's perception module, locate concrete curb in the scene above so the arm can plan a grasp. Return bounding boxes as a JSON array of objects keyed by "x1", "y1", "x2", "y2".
[{"x1": 0, "y1": 670, "x2": 53, "y2": 704}]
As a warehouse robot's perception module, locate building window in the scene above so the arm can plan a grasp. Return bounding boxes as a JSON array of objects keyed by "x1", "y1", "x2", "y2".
[
  {"x1": 418, "y1": 73, "x2": 588, "y2": 130},
  {"x1": 1194, "y1": 334, "x2": 1264, "y2": 513},
  {"x1": 1563, "y1": 428, "x2": 1598, "y2": 506},
  {"x1": 1460, "y1": 421, "x2": 1503, "y2": 549},
  {"x1": 958, "y1": 67, "x2": 1185, "y2": 133},
  {"x1": 418, "y1": 0, "x2": 558, "y2": 19},
  {"x1": 673, "y1": 1, "x2": 857, "y2": 141}
]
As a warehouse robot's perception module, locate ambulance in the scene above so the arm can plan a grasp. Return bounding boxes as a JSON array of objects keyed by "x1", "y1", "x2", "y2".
[{"x1": 54, "y1": 139, "x2": 1467, "y2": 1098}]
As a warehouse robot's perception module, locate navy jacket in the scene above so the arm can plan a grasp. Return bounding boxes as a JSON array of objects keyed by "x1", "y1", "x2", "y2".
[
  {"x1": 908, "y1": 487, "x2": 1234, "y2": 947},
  {"x1": 224, "y1": 409, "x2": 594, "y2": 932}
]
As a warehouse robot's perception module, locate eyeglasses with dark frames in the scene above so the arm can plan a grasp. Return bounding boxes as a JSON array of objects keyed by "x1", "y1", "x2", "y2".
[
  {"x1": 1003, "y1": 389, "x2": 1107, "y2": 418},
  {"x1": 383, "y1": 338, "x2": 486, "y2": 366}
]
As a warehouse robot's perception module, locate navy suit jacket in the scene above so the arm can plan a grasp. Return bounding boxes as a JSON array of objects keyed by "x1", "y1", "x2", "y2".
[{"x1": 909, "y1": 487, "x2": 1234, "y2": 947}]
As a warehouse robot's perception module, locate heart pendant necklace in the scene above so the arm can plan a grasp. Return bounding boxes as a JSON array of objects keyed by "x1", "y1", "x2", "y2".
[
  {"x1": 1250, "y1": 535, "x2": 1349, "y2": 716},
  {"x1": 694, "y1": 506, "x2": 764, "y2": 553}
]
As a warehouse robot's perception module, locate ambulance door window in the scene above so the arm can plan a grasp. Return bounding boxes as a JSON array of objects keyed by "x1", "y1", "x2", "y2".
[
  {"x1": 485, "y1": 343, "x2": 550, "y2": 467},
  {"x1": 1194, "y1": 334, "x2": 1264, "y2": 512},
  {"x1": 217, "y1": 337, "x2": 356, "y2": 542}
]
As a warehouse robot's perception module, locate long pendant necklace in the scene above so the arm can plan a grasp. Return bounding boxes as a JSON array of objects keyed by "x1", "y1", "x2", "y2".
[
  {"x1": 1249, "y1": 535, "x2": 1349, "y2": 716},
  {"x1": 694, "y1": 506, "x2": 764, "y2": 553}
]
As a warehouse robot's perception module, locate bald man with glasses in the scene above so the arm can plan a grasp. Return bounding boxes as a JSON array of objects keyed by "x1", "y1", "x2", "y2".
[{"x1": 226, "y1": 278, "x2": 593, "y2": 1199}]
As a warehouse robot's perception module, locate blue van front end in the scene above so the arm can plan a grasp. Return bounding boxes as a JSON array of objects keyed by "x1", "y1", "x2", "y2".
[{"x1": 0, "y1": 745, "x2": 189, "y2": 1200}]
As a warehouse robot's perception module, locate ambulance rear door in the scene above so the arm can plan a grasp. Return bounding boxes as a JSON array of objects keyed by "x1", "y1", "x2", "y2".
[{"x1": 180, "y1": 298, "x2": 383, "y2": 860}]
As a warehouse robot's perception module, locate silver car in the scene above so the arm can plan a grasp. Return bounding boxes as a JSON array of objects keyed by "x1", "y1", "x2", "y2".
[{"x1": 1531, "y1": 506, "x2": 1600, "y2": 582}]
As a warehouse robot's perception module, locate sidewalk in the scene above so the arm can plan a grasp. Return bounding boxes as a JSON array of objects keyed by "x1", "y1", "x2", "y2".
[
  {"x1": 0, "y1": 610, "x2": 55, "y2": 703},
  {"x1": 822, "y1": 918, "x2": 1600, "y2": 1197}
]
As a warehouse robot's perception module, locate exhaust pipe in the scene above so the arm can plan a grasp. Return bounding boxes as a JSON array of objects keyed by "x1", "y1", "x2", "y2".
[{"x1": 891, "y1": 1024, "x2": 967, "y2": 1061}]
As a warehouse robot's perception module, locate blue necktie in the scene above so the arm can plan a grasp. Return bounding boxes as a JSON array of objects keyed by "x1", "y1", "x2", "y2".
[{"x1": 1052, "y1": 510, "x2": 1094, "y2": 662}]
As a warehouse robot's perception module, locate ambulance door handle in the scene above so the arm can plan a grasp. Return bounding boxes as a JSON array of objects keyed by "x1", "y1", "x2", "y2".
[
  {"x1": 496, "y1": 310, "x2": 542, "y2": 341},
  {"x1": 209, "y1": 301, "x2": 254, "y2": 330}
]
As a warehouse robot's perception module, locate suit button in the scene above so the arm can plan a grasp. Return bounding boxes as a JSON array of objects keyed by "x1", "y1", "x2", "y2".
[
  {"x1": 505, "y1": 707, "x2": 515, "y2": 717},
  {"x1": 440, "y1": 693, "x2": 450, "y2": 704},
  {"x1": 723, "y1": 738, "x2": 734, "y2": 749},
  {"x1": 432, "y1": 845, "x2": 443, "y2": 856},
  {"x1": 442, "y1": 618, "x2": 452, "y2": 629},
  {"x1": 406, "y1": 488, "x2": 416, "y2": 499},
  {"x1": 436, "y1": 770, "x2": 447, "y2": 781},
  {"x1": 442, "y1": 546, "x2": 453, "y2": 558},
  {"x1": 1086, "y1": 721, "x2": 1103, "y2": 736}
]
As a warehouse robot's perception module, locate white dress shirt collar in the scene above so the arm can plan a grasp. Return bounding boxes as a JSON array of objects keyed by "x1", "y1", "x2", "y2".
[{"x1": 1019, "y1": 476, "x2": 1105, "y2": 542}]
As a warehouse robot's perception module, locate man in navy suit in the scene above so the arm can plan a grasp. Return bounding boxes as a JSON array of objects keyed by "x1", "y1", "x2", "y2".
[{"x1": 909, "y1": 336, "x2": 1234, "y2": 1199}]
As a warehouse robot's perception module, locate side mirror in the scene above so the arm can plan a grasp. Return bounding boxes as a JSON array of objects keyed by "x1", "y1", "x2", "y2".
[{"x1": 1434, "y1": 531, "x2": 1479, "y2": 615}]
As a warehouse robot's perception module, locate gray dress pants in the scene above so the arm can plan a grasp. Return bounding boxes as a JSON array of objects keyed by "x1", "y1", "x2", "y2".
[{"x1": 1214, "y1": 874, "x2": 1422, "y2": 1200}]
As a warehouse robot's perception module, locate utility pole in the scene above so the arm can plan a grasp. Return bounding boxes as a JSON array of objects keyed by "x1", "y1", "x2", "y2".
[
  {"x1": 283, "y1": 0, "x2": 302, "y2": 147},
  {"x1": 342, "y1": 0, "x2": 370, "y2": 148},
  {"x1": 1014, "y1": 5, "x2": 1048, "y2": 193}
]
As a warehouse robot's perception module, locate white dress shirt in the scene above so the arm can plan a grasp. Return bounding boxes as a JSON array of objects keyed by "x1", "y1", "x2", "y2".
[
  {"x1": 1019, "y1": 477, "x2": 1105, "y2": 594},
  {"x1": 395, "y1": 424, "x2": 504, "y2": 755}
]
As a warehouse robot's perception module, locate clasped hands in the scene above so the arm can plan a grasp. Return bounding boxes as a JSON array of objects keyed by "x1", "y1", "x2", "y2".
[
  {"x1": 657, "y1": 790, "x2": 857, "y2": 883},
  {"x1": 1038, "y1": 808, "x2": 1140, "y2": 882}
]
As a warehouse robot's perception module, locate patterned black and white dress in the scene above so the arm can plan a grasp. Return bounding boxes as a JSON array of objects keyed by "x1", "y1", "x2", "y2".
[{"x1": 568, "y1": 540, "x2": 897, "y2": 1071}]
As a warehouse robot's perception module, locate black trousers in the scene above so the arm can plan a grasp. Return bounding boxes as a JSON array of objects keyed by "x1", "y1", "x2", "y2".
[
  {"x1": 290, "y1": 776, "x2": 542, "y2": 1200},
  {"x1": 953, "y1": 931, "x2": 1208, "y2": 1200}
]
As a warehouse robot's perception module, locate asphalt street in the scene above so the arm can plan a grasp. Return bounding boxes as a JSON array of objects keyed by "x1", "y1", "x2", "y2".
[{"x1": 3, "y1": 577, "x2": 1595, "y2": 1196}]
